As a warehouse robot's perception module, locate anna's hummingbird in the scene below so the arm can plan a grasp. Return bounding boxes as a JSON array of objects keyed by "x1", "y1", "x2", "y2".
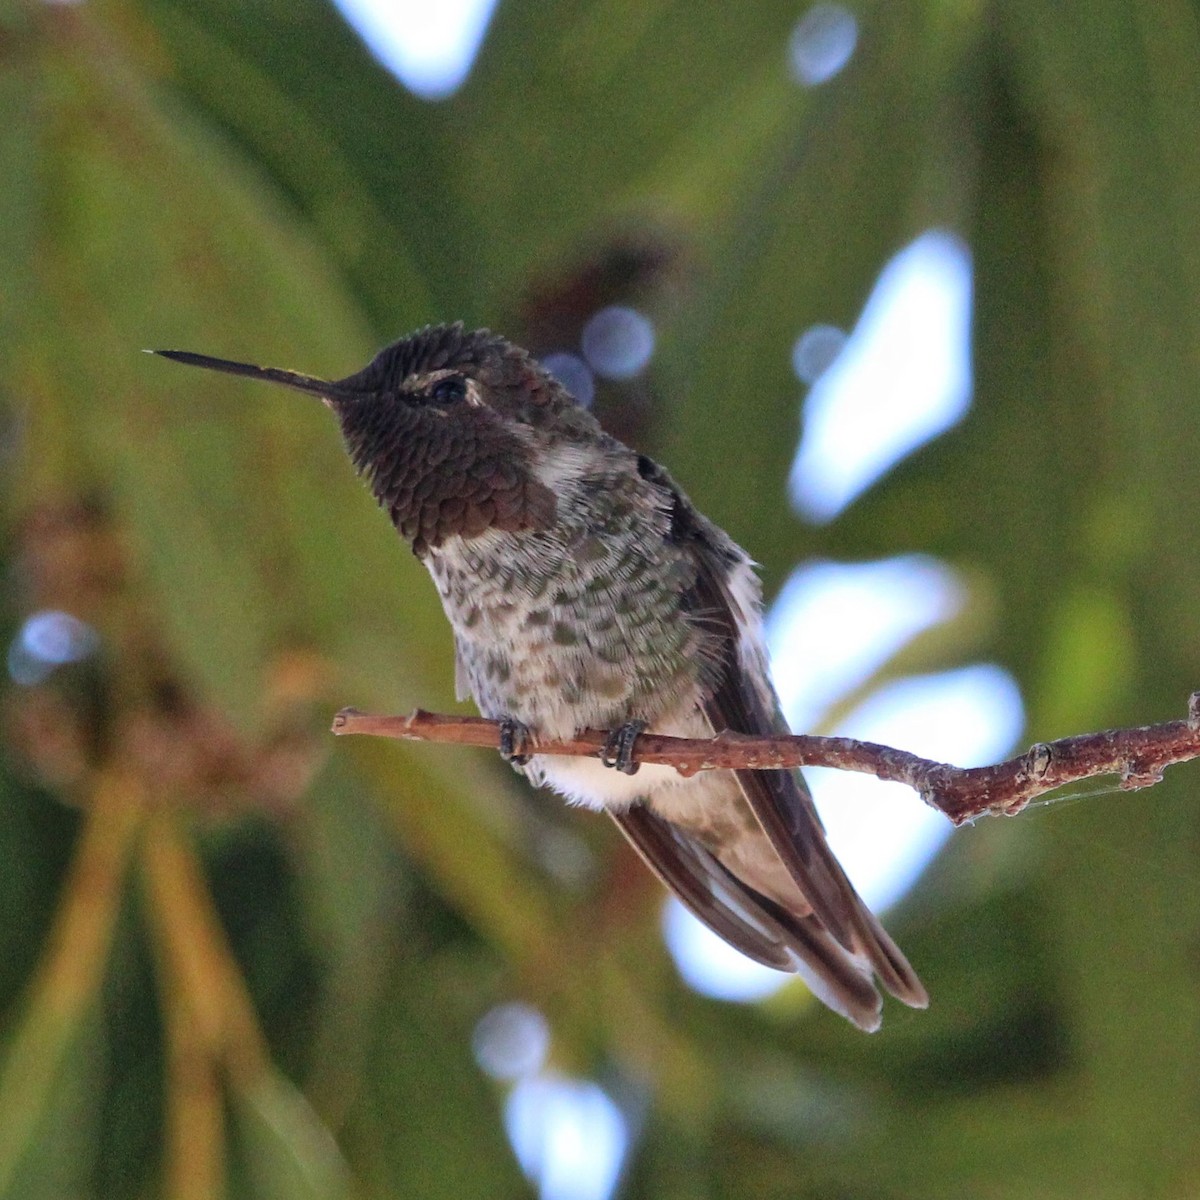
[{"x1": 155, "y1": 323, "x2": 927, "y2": 1030}]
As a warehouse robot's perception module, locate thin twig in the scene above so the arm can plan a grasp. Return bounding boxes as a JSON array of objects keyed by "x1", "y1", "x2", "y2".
[{"x1": 331, "y1": 693, "x2": 1200, "y2": 826}]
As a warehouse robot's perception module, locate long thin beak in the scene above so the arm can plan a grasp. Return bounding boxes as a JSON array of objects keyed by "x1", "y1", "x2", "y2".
[{"x1": 148, "y1": 349, "x2": 363, "y2": 403}]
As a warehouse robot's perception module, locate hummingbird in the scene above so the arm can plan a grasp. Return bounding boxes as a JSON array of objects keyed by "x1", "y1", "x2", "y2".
[{"x1": 154, "y1": 323, "x2": 928, "y2": 1030}]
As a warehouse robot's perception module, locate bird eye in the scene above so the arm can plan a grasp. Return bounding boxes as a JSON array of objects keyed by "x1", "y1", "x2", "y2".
[{"x1": 430, "y1": 375, "x2": 467, "y2": 404}]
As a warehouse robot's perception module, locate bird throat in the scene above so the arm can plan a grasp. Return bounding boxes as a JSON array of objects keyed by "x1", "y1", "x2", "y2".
[{"x1": 334, "y1": 393, "x2": 557, "y2": 554}]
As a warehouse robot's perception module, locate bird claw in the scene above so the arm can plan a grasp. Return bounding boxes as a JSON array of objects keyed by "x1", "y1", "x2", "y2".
[
  {"x1": 498, "y1": 717, "x2": 533, "y2": 768},
  {"x1": 601, "y1": 720, "x2": 647, "y2": 775}
]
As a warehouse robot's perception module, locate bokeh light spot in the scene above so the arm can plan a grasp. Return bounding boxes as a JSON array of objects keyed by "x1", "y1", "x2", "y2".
[
  {"x1": 792, "y1": 323, "x2": 848, "y2": 385},
  {"x1": 505, "y1": 1073, "x2": 628, "y2": 1200},
  {"x1": 8, "y1": 610, "x2": 99, "y2": 686},
  {"x1": 580, "y1": 307, "x2": 655, "y2": 381},
  {"x1": 767, "y1": 556, "x2": 963, "y2": 734},
  {"x1": 789, "y1": 3, "x2": 858, "y2": 86},
  {"x1": 473, "y1": 1002, "x2": 550, "y2": 1082},
  {"x1": 332, "y1": 0, "x2": 498, "y2": 100},
  {"x1": 790, "y1": 229, "x2": 973, "y2": 522}
]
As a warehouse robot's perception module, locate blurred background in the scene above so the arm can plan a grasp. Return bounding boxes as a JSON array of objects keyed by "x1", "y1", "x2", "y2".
[{"x1": 3, "y1": 0, "x2": 1200, "y2": 1196}]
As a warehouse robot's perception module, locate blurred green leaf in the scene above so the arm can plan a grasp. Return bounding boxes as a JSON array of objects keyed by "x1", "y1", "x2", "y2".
[
  {"x1": 232, "y1": 1072, "x2": 352, "y2": 1200},
  {"x1": 340, "y1": 943, "x2": 527, "y2": 1200},
  {"x1": 0, "y1": 1006, "x2": 105, "y2": 1200},
  {"x1": 0, "y1": 776, "x2": 142, "y2": 1198}
]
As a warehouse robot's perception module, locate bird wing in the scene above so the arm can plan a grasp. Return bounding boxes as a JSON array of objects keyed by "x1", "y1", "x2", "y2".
[
  {"x1": 608, "y1": 803, "x2": 888, "y2": 1029},
  {"x1": 685, "y1": 529, "x2": 927, "y2": 1010},
  {"x1": 609, "y1": 801, "x2": 795, "y2": 971},
  {"x1": 623, "y1": 455, "x2": 927, "y2": 1022}
]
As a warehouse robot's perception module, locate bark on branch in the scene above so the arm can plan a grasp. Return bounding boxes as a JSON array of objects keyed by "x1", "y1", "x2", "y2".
[{"x1": 331, "y1": 693, "x2": 1200, "y2": 826}]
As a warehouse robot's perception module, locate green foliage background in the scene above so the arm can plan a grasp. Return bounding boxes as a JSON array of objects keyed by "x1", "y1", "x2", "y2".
[{"x1": 2, "y1": 0, "x2": 1199, "y2": 1195}]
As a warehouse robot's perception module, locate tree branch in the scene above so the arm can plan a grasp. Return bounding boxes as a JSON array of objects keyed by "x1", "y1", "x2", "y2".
[{"x1": 331, "y1": 693, "x2": 1200, "y2": 826}]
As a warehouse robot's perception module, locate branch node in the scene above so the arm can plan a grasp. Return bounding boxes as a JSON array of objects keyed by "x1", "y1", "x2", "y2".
[
  {"x1": 1188, "y1": 691, "x2": 1200, "y2": 731},
  {"x1": 1025, "y1": 742, "x2": 1053, "y2": 779},
  {"x1": 915, "y1": 764, "x2": 956, "y2": 816}
]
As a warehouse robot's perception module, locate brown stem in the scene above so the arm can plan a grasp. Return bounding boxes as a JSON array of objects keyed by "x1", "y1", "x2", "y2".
[{"x1": 331, "y1": 693, "x2": 1200, "y2": 826}]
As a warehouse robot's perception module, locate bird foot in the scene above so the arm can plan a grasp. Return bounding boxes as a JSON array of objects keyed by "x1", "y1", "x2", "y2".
[
  {"x1": 498, "y1": 717, "x2": 534, "y2": 769},
  {"x1": 601, "y1": 720, "x2": 647, "y2": 776}
]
